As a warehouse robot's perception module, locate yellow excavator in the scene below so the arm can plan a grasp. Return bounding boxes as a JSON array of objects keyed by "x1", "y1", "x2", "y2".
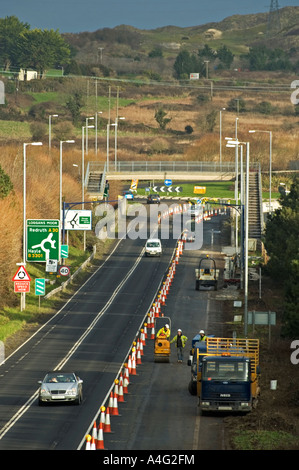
[{"x1": 154, "y1": 317, "x2": 171, "y2": 363}]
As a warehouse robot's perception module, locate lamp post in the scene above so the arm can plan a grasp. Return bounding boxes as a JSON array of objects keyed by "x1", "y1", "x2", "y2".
[
  {"x1": 219, "y1": 108, "x2": 225, "y2": 167},
  {"x1": 85, "y1": 116, "x2": 94, "y2": 154},
  {"x1": 95, "y1": 111, "x2": 102, "y2": 155},
  {"x1": 59, "y1": 140, "x2": 75, "y2": 220},
  {"x1": 48, "y1": 114, "x2": 58, "y2": 151},
  {"x1": 114, "y1": 116, "x2": 125, "y2": 171},
  {"x1": 249, "y1": 129, "x2": 272, "y2": 214},
  {"x1": 23, "y1": 141, "x2": 43, "y2": 310},
  {"x1": 82, "y1": 125, "x2": 94, "y2": 251},
  {"x1": 226, "y1": 138, "x2": 250, "y2": 336},
  {"x1": 106, "y1": 123, "x2": 116, "y2": 173}
]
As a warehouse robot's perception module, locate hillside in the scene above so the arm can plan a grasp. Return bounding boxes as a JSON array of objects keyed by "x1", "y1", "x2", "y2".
[{"x1": 63, "y1": 6, "x2": 299, "y2": 73}]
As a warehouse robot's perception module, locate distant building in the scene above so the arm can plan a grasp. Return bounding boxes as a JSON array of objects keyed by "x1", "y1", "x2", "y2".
[{"x1": 18, "y1": 69, "x2": 38, "y2": 81}]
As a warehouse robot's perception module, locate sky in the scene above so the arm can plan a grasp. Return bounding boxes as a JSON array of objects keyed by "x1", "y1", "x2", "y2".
[{"x1": 1, "y1": 0, "x2": 298, "y2": 33}]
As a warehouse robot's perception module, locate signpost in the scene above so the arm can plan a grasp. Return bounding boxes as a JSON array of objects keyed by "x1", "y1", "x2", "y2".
[
  {"x1": 12, "y1": 265, "x2": 31, "y2": 310},
  {"x1": 26, "y1": 219, "x2": 60, "y2": 262},
  {"x1": 63, "y1": 210, "x2": 92, "y2": 231}
]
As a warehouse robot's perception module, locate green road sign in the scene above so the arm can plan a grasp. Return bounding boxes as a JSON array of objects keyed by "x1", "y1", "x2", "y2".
[
  {"x1": 61, "y1": 244, "x2": 69, "y2": 258},
  {"x1": 35, "y1": 278, "x2": 46, "y2": 296},
  {"x1": 27, "y1": 219, "x2": 60, "y2": 262}
]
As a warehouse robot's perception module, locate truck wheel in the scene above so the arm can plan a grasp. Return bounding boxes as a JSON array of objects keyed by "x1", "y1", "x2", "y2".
[{"x1": 195, "y1": 280, "x2": 199, "y2": 291}]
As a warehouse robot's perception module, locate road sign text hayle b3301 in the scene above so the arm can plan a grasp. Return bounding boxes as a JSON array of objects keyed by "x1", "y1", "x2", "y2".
[{"x1": 26, "y1": 219, "x2": 60, "y2": 262}]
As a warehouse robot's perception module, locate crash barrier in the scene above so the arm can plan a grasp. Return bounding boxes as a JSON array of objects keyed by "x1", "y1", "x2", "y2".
[{"x1": 82, "y1": 202, "x2": 227, "y2": 450}]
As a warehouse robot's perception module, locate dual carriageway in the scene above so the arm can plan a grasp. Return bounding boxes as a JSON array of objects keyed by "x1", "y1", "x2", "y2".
[{"x1": 0, "y1": 197, "x2": 232, "y2": 451}]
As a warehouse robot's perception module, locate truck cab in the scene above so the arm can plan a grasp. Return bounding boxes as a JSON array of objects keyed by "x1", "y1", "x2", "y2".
[{"x1": 191, "y1": 337, "x2": 260, "y2": 414}]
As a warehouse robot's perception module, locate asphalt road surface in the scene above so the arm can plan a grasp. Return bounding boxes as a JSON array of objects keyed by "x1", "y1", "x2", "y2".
[{"x1": 0, "y1": 204, "x2": 230, "y2": 450}]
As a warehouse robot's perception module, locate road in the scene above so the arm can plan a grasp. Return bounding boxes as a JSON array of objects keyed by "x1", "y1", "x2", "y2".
[{"x1": 0, "y1": 203, "x2": 230, "y2": 450}]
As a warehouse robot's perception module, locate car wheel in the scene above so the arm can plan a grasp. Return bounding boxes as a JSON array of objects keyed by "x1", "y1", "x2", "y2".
[{"x1": 75, "y1": 391, "x2": 83, "y2": 405}]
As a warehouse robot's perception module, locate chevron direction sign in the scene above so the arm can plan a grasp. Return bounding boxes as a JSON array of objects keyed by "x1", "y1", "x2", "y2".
[
  {"x1": 35, "y1": 278, "x2": 46, "y2": 296},
  {"x1": 152, "y1": 186, "x2": 182, "y2": 193}
]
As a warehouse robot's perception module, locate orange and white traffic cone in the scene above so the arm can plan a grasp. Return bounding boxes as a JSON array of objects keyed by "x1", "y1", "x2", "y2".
[
  {"x1": 103, "y1": 407, "x2": 112, "y2": 433},
  {"x1": 143, "y1": 323, "x2": 148, "y2": 339},
  {"x1": 139, "y1": 338, "x2": 144, "y2": 356},
  {"x1": 123, "y1": 374, "x2": 129, "y2": 393},
  {"x1": 118, "y1": 380, "x2": 125, "y2": 402},
  {"x1": 127, "y1": 355, "x2": 132, "y2": 374},
  {"x1": 111, "y1": 392, "x2": 120, "y2": 416},
  {"x1": 124, "y1": 364, "x2": 130, "y2": 385},
  {"x1": 100, "y1": 406, "x2": 106, "y2": 426},
  {"x1": 90, "y1": 436, "x2": 96, "y2": 450},
  {"x1": 114, "y1": 379, "x2": 119, "y2": 400},
  {"x1": 92, "y1": 421, "x2": 98, "y2": 446},
  {"x1": 131, "y1": 351, "x2": 137, "y2": 375},
  {"x1": 151, "y1": 325, "x2": 155, "y2": 339},
  {"x1": 140, "y1": 329, "x2": 146, "y2": 346},
  {"x1": 108, "y1": 391, "x2": 114, "y2": 409},
  {"x1": 136, "y1": 346, "x2": 142, "y2": 365},
  {"x1": 85, "y1": 434, "x2": 92, "y2": 450},
  {"x1": 96, "y1": 422, "x2": 105, "y2": 449}
]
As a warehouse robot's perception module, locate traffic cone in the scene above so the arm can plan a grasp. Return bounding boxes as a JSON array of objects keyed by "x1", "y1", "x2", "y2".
[
  {"x1": 140, "y1": 329, "x2": 146, "y2": 346},
  {"x1": 124, "y1": 363, "x2": 130, "y2": 385},
  {"x1": 96, "y1": 422, "x2": 105, "y2": 449},
  {"x1": 111, "y1": 392, "x2": 120, "y2": 416},
  {"x1": 114, "y1": 379, "x2": 119, "y2": 400},
  {"x1": 90, "y1": 435, "x2": 96, "y2": 450},
  {"x1": 92, "y1": 420, "x2": 98, "y2": 442},
  {"x1": 100, "y1": 406, "x2": 106, "y2": 426},
  {"x1": 143, "y1": 323, "x2": 148, "y2": 339},
  {"x1": 118, "y1": 381, "x2": 125, "y2": 402},
  {"x1": 108, "y1": 391, "x2": 114, "y2": 409},
  {"x1": 85, "y1": 434, "x2": 92, "y2": 450},
  {"x1": 136, "y1": 346, "x2": 142, "y2": 365},
  {"x1": 104, "y1": 407, "x2": 112, "y2": 433},
  {"x1": 127, "y1": 355, "x2": 132, "y2": 374},
  {"x1": 131, "y1": 352, "x2": 137, "y2": 375},
  {"x1": 151, "y1": 325, "x2": 155, "y2": 339},
  {"x1": 123, "y1": 374, "x2": 129, "y2": 393},
  {"x1": 139, "y1": 338, "x2": 144, "y2": 356}
]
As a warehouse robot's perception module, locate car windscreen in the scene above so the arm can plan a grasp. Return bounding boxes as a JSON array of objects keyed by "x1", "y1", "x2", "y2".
[
  {"x1": 44, "y1": 373, "x2": 76, "y2": 383},
  {"x1": 146, "y1": 242, "x2": 160, "y2": 247},
  {"x1": 202, "y1": 361, "x2": 250, "y2": 382}
]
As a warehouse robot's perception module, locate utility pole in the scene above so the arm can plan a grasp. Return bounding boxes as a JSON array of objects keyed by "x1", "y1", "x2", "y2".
[{"x1": 267, "y1": 0, "x2": 281, "y2": 36}]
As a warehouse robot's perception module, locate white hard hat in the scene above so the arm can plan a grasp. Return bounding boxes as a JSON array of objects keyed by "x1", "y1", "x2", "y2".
[
  {"x1": 199, "y1": 330, "x2": 205, "y2": 334},
  {"x1": 177, "y1": 329, "x2": 182, "y2": 332},
  {"x1": 165, "y1": 324, "x2": 169, "y2": 329}
]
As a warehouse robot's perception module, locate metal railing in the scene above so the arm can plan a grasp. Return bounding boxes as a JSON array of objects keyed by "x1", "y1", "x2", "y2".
[{"x1": 99, "y1": 161, "x2": 260, "y2": 173}]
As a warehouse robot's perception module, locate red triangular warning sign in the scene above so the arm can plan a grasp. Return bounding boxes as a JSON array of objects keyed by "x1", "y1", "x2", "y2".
[{"x1": 12, "y1": 265, "x2": 31, "y2": 282}]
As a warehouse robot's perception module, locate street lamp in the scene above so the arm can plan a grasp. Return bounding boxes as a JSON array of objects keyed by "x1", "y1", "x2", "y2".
[
  {"x1": 219, "y1": 108, "x2": 225, "y2": 167},
  {"x1": 115, "y1": 116, "x2": 125, "y2": 170},
  {"x1": 22, "y1": 141, "x2": 43, "y2": 310},
  {"x1": 59, "y1": 140, "x2": 75, "y2": 219},
  {"x1": 48, "y1": 114, "x2": 58, "y2": 151},
  {"x1": 249, "y1": 129, "x2": 272, "y2": 214},
  {"x1": 95, "y1": 111, "x2": 103, "y2": 155},
  {"x1": 85, "y1": 116, "x2": 94, "y2": 154},
  {"x1": 226, "y1": 138, "x2": 250, "y2": 336}
]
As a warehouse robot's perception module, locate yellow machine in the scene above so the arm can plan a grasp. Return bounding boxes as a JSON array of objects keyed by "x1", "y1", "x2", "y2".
[{"x1": 154, "y1": 317, "x2": 171, "y2": 363}]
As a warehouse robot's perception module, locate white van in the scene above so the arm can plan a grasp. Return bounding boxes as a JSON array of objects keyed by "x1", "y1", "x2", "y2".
[{"x1": 145, "y1": 238, "x2": 162, "y2": 257}]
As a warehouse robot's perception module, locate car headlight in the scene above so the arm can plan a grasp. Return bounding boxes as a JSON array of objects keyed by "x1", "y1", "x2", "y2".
[
  {"x1": 40, "y1": 387, "x2": 50, "y2": 396},
  {"x1": 66, "y1": 387, "x2": 77, "y2": 396}
]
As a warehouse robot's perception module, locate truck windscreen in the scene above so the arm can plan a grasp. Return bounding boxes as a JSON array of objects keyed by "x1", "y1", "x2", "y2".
[{"x1": 202, "y1": 361, "x2": 250, "y2": 382}]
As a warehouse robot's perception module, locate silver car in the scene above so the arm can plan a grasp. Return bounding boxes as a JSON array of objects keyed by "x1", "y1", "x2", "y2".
[{"x1": 38, "y1": 371, "x2": 83, "y2": 405}]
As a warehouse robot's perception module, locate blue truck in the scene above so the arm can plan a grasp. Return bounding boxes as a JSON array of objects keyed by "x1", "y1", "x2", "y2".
[{"x1": 188, "y1": 336, "x2": 260, "y2": 413}]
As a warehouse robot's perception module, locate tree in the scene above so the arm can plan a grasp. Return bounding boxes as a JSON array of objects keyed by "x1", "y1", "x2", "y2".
[
  {"x1": 0, "y1": 165, "x2": 13, "y2": 199},
  {"x1": 217, "y1": 45, "x2": 234, "y2": 69},
  {"x1": 154, "y1": 108, "x2": 171, "y2": 130},
  {"x1": 66, "y1": 91, "x2": 85, "y2": 125},
  {"x1": 0, "y1": 16, "x2": 30, "y2": 70},
  {"x1": 18, "y1": 28, "x2": 70, "y2": 77},
  {"x1": 264, "y1": 178, "x2": 299, "y2": 337},
  {"x1": 173, "y1": 50, "x2": 202, "y2": 79}
]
